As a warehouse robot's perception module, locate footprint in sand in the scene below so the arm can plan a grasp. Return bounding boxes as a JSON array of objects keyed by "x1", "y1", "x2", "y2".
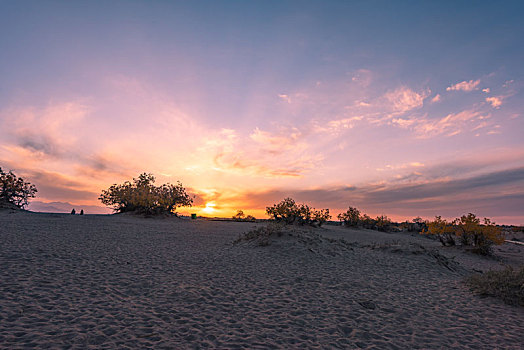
[{"x1": 358, "y1": 300, "x2": 377, "y2": 310}]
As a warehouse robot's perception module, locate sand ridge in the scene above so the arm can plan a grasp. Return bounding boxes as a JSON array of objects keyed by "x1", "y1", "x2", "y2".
[{"x1": 1, "y1": 210, "x2": 523, "y2": 348}]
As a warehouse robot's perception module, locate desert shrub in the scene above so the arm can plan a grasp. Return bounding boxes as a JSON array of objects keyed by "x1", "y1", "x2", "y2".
[
  {"x1": 375, "y1": 215, "x2": 392, "y2": 232},
  {"x1": 266, "y1": 197, "x2": 299, "y2": 224},
  {"x1": 266, "y1": 197, "x2": 331, "y2": 227},
  {"x1": 360, "y1": 214, "x2": 376, "y2": 229},
  {"x1": 409, "y1": 217, "x2": 427, "y2": 232},
  {"x1": 455, "y1": 214, "x2": 504, "y2": 255},
  {"x1": 99, "y1": 173, "x2": 193, "y2": 215},
  {"x1": 233, "y1": 210, "x2": 245, "y2": 221},
  {"x1": 313, "y1": 208, "x2": 331, "y2": 226},
  {"x1": 454, "y1": 213, "x2": 480, "y2": 246},
  {"x1": 338, "y1": 206, "x2": 361, "y2": 227},
  {"x1": 511, "y1": 226, "x2": 524, "y2": 233},
  {"x1": 424, "y1": 216, "x2": 456, "y2": 246},
  {"x1": 400, "y1": 219, "x2": 426, "y2": 233},
  {"x1": 0, "y1": 167, "x2": 37, "y2": 209},
  {"x1": 466, "y1": 266, "x2": 524, "y2": 306},
  {"x1": 244, "y1": 215, "x2": 256, "y2": 222},
  {"x1": 425, "y1": 213, "x2": 504, "y2": 255},
  {"x1": 232, "y1": 210, "x2": 256, "y2": 222}
]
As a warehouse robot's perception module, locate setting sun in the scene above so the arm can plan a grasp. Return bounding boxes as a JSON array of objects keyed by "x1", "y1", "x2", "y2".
[{"x1": 201, "y1": 201, "x2": 217, "y2": 215}]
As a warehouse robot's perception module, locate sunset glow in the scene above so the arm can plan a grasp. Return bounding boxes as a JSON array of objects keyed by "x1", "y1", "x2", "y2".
[{"x1": 1, "y1": 1, "x2": 523, "y2": 224}]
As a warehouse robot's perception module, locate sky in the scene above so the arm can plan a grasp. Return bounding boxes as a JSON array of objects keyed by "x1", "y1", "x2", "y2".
[{"x1": 1, "y1": 1, "x2": 523, "y2": 224}]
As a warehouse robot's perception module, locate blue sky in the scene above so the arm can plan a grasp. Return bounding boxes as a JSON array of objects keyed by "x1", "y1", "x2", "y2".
[{"x1": 1, "y1": 1, "x2": 523, "y2": 223}]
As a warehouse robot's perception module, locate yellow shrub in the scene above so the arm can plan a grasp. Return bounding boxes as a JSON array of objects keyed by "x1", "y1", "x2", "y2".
[
  {"x1": 423, "y1": 216, "x2": 456, "y2": 246},
  {"x1": 425, "y1": 214, "x2": 504, "y2": 255}
]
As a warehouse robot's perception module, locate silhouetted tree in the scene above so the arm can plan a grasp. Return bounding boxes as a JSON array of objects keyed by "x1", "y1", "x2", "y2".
[
  {"x1": 0, "y1": 167, "x2": 37, "y2": 209},
  {"x1": 233, "y1": 210, "x2": 256, "y2": 222},
  {"x1": 99, "y1": 173, "x2": 193, "y2": 215},
  {"x1": 233, "y1": 210, "x2": 245, "y2": 221}
]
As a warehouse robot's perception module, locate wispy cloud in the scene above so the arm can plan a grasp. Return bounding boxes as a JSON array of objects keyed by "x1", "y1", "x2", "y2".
[
  {"x1": 392, "y1": 109, "x2": 491, "y2": 138},
  {"x1": 1, "y1": 101, "x2": 90, "y2": 159},
  {"x1": 351, "y1": 69, "x2": 373, "y2": 87},
  {"x1": 446, "y1": 79, "x2": 480, "y2": 92},
  {"x1": 200, "y1": 127, "x2": 322, "y2": 178},
  {"x1": 278, "y1": 94, "x2": 291, "y2": 103},
  {"x1": 384, "y1": 86, "x2": 429, "y2": 114}
]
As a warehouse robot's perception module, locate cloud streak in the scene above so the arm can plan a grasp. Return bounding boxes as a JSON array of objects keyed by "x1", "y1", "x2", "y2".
[{"x1": 446, "y1": 79, "x2": 480, "y2": 92}]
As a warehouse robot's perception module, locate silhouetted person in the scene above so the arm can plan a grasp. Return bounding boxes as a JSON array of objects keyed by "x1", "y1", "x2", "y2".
[
  {"x1": 80, "y1": 209, "x2": 84, "y2": 215},
  {"x1": 71, "y1": 208, "x2": 76, "y2": 215}
]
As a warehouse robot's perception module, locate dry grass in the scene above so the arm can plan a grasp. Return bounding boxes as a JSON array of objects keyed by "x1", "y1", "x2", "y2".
[
  {"x1": 233, "y1": 223, "x2": 285, "y2": 246},
  {"x1": 466, "y1": 266, "x2": 524, "y2": 307}
]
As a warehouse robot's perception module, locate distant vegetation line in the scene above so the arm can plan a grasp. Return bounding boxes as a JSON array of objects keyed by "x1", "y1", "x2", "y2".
[{"x1": 2, "y1": 168, "x2": 523, "y2": 244}]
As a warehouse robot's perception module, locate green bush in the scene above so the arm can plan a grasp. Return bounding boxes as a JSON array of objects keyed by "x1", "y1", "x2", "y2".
[
  {"x1": 266, "y1": 197, "x2": 331, "y2": 226},
  {"x1": 99, "y1": 173, "x2": 193, "y2": 215},
  {"x1": 0, "y1": 167, "x2": 37, "y2": 209}
]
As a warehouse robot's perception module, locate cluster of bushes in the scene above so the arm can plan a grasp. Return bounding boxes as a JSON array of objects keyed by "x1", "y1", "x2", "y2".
[
  {"x1": 232, "y1": 210, "x2": 256, "y2": 222},
  {"x1": 511, "y1": 226, "x2": 524, "y2": 233},
  {"x1": 399, "y1": 217, "x2": 428, "y2": 233},
  {"x1": 0, "y1": 167, "x2": 37, "y2": 209},
  {"x1": 423, "y1": 213, "x2": 504, "y2": 255},
  {"x1": 266, "y1": 197, "x2": 331, "y2": 227},
  {"x1": 337, "y1": 206, "x2": 395, "y2": 232},
  {"x1": 99, "y1": 173, "x2": 193, "y2": 215}
]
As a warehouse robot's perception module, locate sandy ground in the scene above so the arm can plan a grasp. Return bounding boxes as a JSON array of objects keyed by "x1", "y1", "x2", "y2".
[{"x1": 0, "y1": 210, "x2": 523, "y2": 349}]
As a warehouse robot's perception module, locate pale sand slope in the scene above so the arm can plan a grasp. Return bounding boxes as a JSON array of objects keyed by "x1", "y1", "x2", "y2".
[{"x1": 0, "y1": 211, "x2": 522, "y2": 349}]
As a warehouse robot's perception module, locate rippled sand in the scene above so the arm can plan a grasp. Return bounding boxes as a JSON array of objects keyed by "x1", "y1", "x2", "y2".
[{"x1": 1, "y1": 210, "x2": 522, "y2": 349}]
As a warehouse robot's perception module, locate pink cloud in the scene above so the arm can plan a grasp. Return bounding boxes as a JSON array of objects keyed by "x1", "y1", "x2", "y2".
[
  {"x1": 446, "y1": 79, "x2": 480, "y2": 92},
  {"x1": 486, "y1": 96, "x2": 503, "y2": 108},
  {"x1": 326, "y1": 116, "x2": 363, "y2": 130},
  {"x1": 430, "y1": 94, "x2": 441, "y2": 103},
  {"x1": 351, "y1": 69, "x2": 373, "y2": 87},
  {"x1": 278, "y1": 94, "x2": 291, "y2": 103},
  {"x1": 385, "y1": 86, "x2": 429, "y2": 114},
  {"x1": 412, "y1": 109, "x2": 489, "y2": 138},
  {"x1": 391, "y1": 118, "x2": 415, "y2": 128}
]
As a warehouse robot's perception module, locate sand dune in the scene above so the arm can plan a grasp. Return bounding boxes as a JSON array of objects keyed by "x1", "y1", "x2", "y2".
[{"x1": 1, "y1": 210, "x2": 522, "y2": 348}]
